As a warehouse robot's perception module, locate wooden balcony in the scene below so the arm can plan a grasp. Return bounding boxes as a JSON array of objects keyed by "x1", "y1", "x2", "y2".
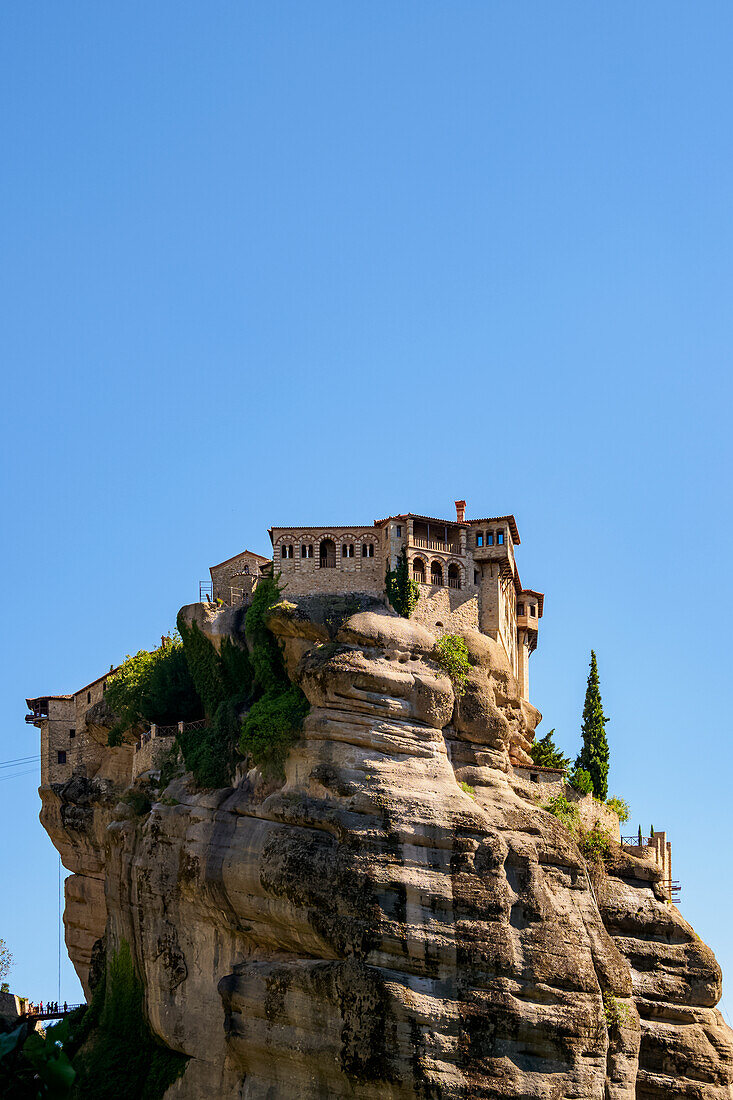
[{"x1": 412, "y1": 537, "x2": 461, "y2": 554}]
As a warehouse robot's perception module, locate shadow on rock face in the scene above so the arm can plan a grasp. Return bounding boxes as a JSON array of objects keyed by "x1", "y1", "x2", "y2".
[{"x1": 43, "y1": 594, "x2": 733, "y2": 1100}]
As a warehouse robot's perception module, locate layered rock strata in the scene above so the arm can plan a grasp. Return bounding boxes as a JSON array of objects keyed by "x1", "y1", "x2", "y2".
[{"x1": 39, "y1": 596, "x2": 733, "y2": 1098}]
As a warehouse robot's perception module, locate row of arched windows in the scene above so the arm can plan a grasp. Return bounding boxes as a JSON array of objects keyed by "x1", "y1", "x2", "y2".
[
  {"x1": 412, "y1": 557, "x2": 462, "y2": 589},
  {"x1": 279, "y1": 537, "x2": 376, "y2": 566}
]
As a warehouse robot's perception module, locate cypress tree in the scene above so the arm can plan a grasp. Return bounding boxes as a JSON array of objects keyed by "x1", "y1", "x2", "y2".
[{"x1": 575, "y1": 650, "x2": 610, "y2": 800}]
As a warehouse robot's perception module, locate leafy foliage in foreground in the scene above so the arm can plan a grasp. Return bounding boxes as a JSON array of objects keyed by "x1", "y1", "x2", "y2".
[{"x1": 0, "y1": 1018, "x2": 75, "y2": 1099}]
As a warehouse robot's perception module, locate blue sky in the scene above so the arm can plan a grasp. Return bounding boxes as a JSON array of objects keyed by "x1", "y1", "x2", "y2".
[{"x1": 1, "y1": 2, "x2": 732, "y2": 1013}]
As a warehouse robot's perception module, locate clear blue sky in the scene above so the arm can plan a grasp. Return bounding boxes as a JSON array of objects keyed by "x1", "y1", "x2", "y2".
[{"x1": 1, "y1": 2, "x2": 732, "y2": 1014}]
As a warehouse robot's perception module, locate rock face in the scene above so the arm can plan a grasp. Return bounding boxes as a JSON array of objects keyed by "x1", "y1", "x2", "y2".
[{"x1": 40, "y1": 597, "x2": 733, "y2": 1099}]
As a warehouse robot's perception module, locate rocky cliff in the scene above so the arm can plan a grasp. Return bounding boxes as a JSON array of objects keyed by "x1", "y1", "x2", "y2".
[{"x1": 40, "y1": 595, "x2": 733, "y2": 1099}]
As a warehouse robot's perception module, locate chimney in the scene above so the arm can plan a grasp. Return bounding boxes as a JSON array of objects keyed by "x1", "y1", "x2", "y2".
[{"x1": 455, "y1": 500, "x2": 466, "y2": 523}]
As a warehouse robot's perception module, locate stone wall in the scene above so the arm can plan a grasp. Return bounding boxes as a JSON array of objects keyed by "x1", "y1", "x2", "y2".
[
  {"x1": 132, "y1": 733, "x2": 177, "y2": 780},
  {"x1": 211, "y1": 552, "x2": 268, "y2": 604},
  {"x1": 273, "y1": 527, "x2": 385, "y2": 598},
  {"x1": 0, "y1": 992, "x2": 28, "y2": 1022},
  {"x1": 411, "y1": 585, "x2": 479, "y2": 634}
]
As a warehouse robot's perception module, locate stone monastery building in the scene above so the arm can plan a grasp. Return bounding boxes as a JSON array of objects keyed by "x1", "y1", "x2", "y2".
[
  {"x1": 211, "y1": 500, "x2": 543, "y2": 701},
  {"x1": 27, "y1": 500, "x2": 542, "y2": 786}
]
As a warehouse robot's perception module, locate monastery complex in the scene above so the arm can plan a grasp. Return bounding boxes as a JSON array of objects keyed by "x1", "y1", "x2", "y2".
[
  {"x1": 213, "y1": 500, "x2": 543, "y2": 700},
  {"x1": 27, "y1": 500, "x2": 543, "y2": 787}
]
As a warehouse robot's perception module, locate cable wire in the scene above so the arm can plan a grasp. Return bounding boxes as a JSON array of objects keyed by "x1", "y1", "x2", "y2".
[{"x1": 0, "y1": 767, "x2": 39, "y2": 783}]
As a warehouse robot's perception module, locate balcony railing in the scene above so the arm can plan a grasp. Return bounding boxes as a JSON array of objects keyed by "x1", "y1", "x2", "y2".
[
  {"x1": 413, "y1": 537, "x2": 460, "y2": 553},
  {"x1": 413, "y1": 571, "x2": 461, "y2": 590},
  {"x1": 319, "y1": 556, "x2": 336, "y2": 568}
]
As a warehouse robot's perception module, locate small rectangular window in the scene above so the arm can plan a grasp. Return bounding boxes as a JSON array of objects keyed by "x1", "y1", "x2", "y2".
[
  {"x1": 487, "y1": 533, "x2": 494, "y2": 546},
  {"x1": 87, "y1": 692, "x2": 91, "y2": 703},
  {"x1": 342, "y1": 544, "x2": 348, "y2": 557},
  {"x1": 396, "y1": 525, "x2": 402, "y2": 537},
  {"x1": 476, "y1": 533, "x2": 483, "y2": 547},
  {"x1": 497, "y1": 530, "x2": 504, "y2": 545},
  {"x1": 69, "y1": 729, "x2": 76, "y2": 739},
  {"x1": 531, "y1": 605, "x2": 537, "y2": 616},
  {"x1": 474, "y1": 571, "x2": 479, "y2": 585},
  {"x1": 57, "y1": 751, "x2": 67, "y2": 765},
  {"x1": 301, "y1": 545, "x2": 308, "y2": 558},
  {"x1": 368, "y1": 544, "x2": 374, "y2": 557},
  {"x1": 517, "y1": 604, "x2": 524, "y2": 615}
]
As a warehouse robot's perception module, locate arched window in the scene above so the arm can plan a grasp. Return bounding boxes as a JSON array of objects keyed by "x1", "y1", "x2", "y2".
[
  {"x1": 430, "y1": 561, "x2": 443, "y2": 586},
  {"x1": 412, "y1": 557, "x2": 426, "y2": 583},
  {"x1": 448, "y1": 563, "x2": 461, "y2": 589},
  {"x1": 319, "y1": 538, "x2": 336, "y2": 568}
]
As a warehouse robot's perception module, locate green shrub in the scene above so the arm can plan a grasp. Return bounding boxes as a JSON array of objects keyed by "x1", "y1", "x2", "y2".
[
  {"x1": 459, "y1": 780, "x2": 476, "y2": 798},
  {"x1": 238, "y1": 577, "x2": 310, "y2": 776},
  {"x1": 241, "y1": 686, "x2": 310, "y2": 776},
  {"x1": 543, "y1": 794, "x2": 581, "y2": 835},
  {"x1": 606, "y1": 796, "x2": 630, "y2": 823},
  {"x1": 70, "y1": 941, "x2": 187, "y2": 1099},
  {"x1": 244, "y1": 576, "x2": 289, "y2": 695},
  {"x1": 178, "y1": 700, "x2": 241, "y2": 790},
  {"x1": 105, "y1": 635, "x2": 202, "y2": 746},
  {"x1": 176, "y1": 620, "x2": 229, "y2": 717},
  {"x1": 581, "y1": 824, "x2": 612, "y2": 864},
  {"x1": 433, "y1": 634, "x2": 470, "y2": 697},
  {"x1": 529, "y1": 729, "x2": 570, "y2": 770},
  {"x1": 569, "y1": 765, "x2": 593, "y2": 795},
  {"x1": 176, "y1": 616, "x2": 254, "y2": 788},
  {"x1": 385, "y1": 549, "x2": 419, "y2": 619},
  {"x1": 602, "y1": 991, "x2": 632, "y2": 1032}
]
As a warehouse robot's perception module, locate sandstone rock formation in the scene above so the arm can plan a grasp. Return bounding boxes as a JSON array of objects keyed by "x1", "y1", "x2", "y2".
[{"x1": 39, "y1": 596, "x2": 733, "y2": 1098}]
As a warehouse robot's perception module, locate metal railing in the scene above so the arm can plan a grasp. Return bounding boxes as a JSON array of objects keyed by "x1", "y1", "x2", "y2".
[
  {"x1": 319, "y1": 556, "x2": 337, "y2": 568},
  {"x1": 135, "y1": 719, "x2": 208, "y2": 752}
]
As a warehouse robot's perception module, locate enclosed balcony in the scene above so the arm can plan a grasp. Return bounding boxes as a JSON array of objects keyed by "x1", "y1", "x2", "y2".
[{"x1": 411, "y1": 520, "x2": 461, "y2": 555}]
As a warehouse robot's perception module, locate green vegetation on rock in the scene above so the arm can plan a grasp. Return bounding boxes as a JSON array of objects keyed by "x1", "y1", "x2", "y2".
[
  {"x1": 70, "y1": 940, "x2": 187, "y2": 1099},
  {"x1": 239, "y1": 576, "x2": 310, "y2": 776},
  {"x1": 105, "y1": 634, "x2": 202, "y2": 747},
  {"x1": 569, "y1": 765, "x2": 593, "y2": 796},
  {"x1": 385, "y1": 549, "x2": 419, "y2": 619},
  {"x1": 542, "y1": 794, "x2": 581, "y2": 834},
  {"x1": 176, "y1": 618, "x2": 253, "y2": 789},
  {"x1": 433, "y1": 633, "x2": 470, "y2": 697},
  {"x1": 606, "y1": 796, "x2": 630, "y2": 823}
]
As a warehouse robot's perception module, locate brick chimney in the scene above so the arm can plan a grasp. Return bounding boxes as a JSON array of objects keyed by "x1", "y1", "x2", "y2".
[{"x1": 455, "y1": 500, "x2": 466, "y2": 523}]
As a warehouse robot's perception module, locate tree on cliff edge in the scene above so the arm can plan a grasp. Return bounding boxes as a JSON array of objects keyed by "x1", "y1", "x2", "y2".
[
  {"x1": 575, "y1": 651, "x2": 609, "y2": 800},
  {"x1": 0, "y1": 938, "x2": 12, "y2": 983}
]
